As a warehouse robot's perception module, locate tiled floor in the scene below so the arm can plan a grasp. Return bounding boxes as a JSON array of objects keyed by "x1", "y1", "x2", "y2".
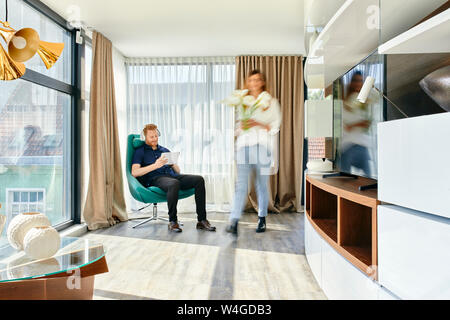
[{"x1": 81, "y1": 210, "x2": 326, "y2": 300}]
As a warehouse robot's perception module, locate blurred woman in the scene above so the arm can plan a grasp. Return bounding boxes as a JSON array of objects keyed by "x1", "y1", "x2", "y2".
[
  {"x1": 340, "y1": 71, "x2": 373, "y2": 177},
  {"x1": 225, "y1": 70, "x2": 281, "y2": 236}
]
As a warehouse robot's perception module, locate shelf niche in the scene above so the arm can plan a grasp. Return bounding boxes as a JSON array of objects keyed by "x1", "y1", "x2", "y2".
[
  {"x1": 310, "y1": 184, "x2": 338, "y2": 242},
  {"x1": 339, "y1": 198, "x2": 373, "y2": 267},
  {"x1": 305, "y1": 174, "x2": 379, "y2": 279}
]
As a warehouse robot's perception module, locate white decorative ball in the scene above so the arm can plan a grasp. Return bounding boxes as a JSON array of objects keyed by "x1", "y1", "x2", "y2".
[
  {"x1": 23, "y1": 226, "x2": 61, "y2": 260},
  {"x1": 7, "y1": 212, "x2": 51, "y2": 250}
]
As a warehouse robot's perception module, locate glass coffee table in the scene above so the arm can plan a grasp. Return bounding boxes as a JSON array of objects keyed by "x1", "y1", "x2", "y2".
[{"x1": 0, "y1": 237, "x2": 107, "y2": 300}]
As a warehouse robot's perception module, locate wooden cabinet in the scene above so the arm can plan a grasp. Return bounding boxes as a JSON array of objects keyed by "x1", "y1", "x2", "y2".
[{"x1": 305, "y1": 174, "x2": 380, "y2": 279}]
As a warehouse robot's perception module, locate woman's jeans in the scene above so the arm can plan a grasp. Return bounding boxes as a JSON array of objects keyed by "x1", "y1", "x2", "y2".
[
  {"x1": 230, "y1": 144, "x2": 271, "y2": 222},
  {"x1": 340, "y1": 144, "x2": 371, "y2": 177}
]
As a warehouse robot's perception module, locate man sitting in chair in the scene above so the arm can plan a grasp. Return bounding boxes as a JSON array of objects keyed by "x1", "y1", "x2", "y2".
[{"x1": 131, "y1": 123, "x2": 216, "y2": 233}]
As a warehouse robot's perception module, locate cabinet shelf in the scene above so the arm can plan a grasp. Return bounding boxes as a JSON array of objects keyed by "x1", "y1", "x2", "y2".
[
  {"x1": 378, "y1": 8, "x2": 450, "y2": 54},
  {"x1": 305, "y1": 174, "x2": 380, "y2": 278},
  {"x1": 304, "y1": 0, "x2": 380, "y2": 88},
  {"x1": 342, "y1": 245, "x2": 372, "y2": 268},
  {"x1": 304, "y1": 0, "x2": 448, "y2": 88},
  {"x1": 312, "y1": 218, "x2": 337, "y2": 243}
]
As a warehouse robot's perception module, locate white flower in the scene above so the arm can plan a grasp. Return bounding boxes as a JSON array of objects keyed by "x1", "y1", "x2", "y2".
[
  {"x1": 257, "y1": 92, "x2": 272, "y2": 107},
  {"x1": 222, "y1": 95, "x2": 241, "y2": 106},
  {"x1": 233, "y1": 89, "x2": 248, "y2": 98},
  {"x1": 222, "y1": 89, "x2": 249, "y2": 106},
  {"x1": 243, "y1": 95, "x2": 255, "y2": 107}
]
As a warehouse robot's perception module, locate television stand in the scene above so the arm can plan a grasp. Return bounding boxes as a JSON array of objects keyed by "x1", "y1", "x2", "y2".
[
  {"x1": 305, "y1": 174, "x2": 380, "y2": 279},
  {"x1": 322, "y1": 172, "x2": 358, "y2": 179},
  {"x1": 359, "y1": 183, "x2": 377, "y2": 191}
]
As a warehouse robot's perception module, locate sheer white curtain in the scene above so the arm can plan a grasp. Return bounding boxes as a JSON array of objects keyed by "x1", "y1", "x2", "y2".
[{"x1": 126, "y1": 56, "x2": 236, "y2": 213}]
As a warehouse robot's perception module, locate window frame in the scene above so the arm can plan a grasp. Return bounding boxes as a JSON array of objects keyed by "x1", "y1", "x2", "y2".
[
  {"x1": 5, "y1": 188, "x2": 46, "y2": 222},
  {"x1": 11, "y1": 0, "x2": 84, "y2": 230}
]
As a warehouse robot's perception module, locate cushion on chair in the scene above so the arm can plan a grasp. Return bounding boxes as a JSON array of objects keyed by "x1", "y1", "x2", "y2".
[
  {"x1": 148, "y1": 186, "x2": 167, "y2": 196},
  {"x1": 132, "y1": 138, "x2": 145, "y2": 149},
  {"x1": 147, "y1": 186, "x2": 195, "y2": 199}
]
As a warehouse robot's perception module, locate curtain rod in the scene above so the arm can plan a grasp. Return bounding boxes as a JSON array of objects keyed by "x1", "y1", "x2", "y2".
[
  {"x1": 124, "y1": 56, "x2": 236, "y2": 64},
  {"x1": 125, "y1": 54, "x2": 303, "y2": 61}
]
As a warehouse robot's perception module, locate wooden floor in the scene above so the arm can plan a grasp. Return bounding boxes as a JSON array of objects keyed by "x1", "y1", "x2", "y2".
[{"x1": 81, "y1": 210, "x2": 326, "y2": 300}]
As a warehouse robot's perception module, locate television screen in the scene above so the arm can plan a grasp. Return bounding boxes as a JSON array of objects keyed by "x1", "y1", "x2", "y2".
[
  {"x1": 333, "y1": 51, "x2": 450, "y2": 180},
  {"x1": 385, "y1": 53, "x2": 450, "y2": 119},
  {"x1": 333, "y1": 52, "x2": 384, "y2": 179}
]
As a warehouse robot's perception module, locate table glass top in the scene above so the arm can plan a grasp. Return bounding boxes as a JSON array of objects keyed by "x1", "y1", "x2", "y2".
[{"x1": 0, "y1": 237, "x2": 105, "y2": 282}]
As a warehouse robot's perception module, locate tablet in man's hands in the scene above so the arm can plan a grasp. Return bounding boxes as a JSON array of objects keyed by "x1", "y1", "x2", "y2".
[{"x1": 161, "y1": 152, "x2": 180, "y2": 165}]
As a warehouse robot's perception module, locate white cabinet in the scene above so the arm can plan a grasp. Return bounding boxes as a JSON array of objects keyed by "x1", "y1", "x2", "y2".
[
  {"x1": 305, "y1": 217, "x2": 322, "y2": 287},
  {"x1": 378, "y1": 205, "x2": 450, "y2": 299},
  {"x1": 378, "y1": 286, "x2": 399, "y2": 300},
  {"x1": 378, "y1": 113, "x2": 450, "y2": 219},
  {"x1": 305, "y1": 216, "x2": 381, "y2": 300},
  {"x1": 321, "y1": 240, "x2": 379, "y2": 300}
]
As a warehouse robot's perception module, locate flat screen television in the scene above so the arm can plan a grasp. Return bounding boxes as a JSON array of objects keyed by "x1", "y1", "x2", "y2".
[{"x1": 332, "y1": 51, "x2": 450, "y2": 180}]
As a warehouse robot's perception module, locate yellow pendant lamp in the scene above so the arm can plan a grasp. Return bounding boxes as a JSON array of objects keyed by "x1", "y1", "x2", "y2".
[
  {"x1": 7, "y1": 27, "x2": 40, "y2": 62},
  {"x1": 0, "y1": 23, "x2": 25, "y2": 80},
  {"x1": 0, "y1": 41, "x2": 25, "y2": 80},
  {"x1": 7, "y1": 26, "x2": 65, "y2": 69}
]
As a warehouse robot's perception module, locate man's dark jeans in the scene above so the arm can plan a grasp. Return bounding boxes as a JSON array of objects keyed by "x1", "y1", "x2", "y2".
[{"x1": 151, "y1": 174, "x2": 207, "y2": 222}]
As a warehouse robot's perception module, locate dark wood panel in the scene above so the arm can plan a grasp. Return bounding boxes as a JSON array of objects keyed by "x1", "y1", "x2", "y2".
[
  {"x1": 307, "y1": 214, "x2": 372, "y2": 277},
  {"x1": 0, "y1": 276, "x2": 95, "y2": 300},
  {"x1": 0, "y1": 278, "x2": 46, "y2": 300},
  {"x1": 306, "y1": 173, "x2": 379, "y2": 280},
  {"x1": 313, "y1": 218, "x2": 337, "y2": 243},
  {"x1": 306, "y1": 179, "x2": 311, "y2": 214},
  {"x1": 338, "y1": 198, "x2": 372, "y2": 247},
  {"x1": 342, "y1": 246, "x2": 371, "y2": 267},
  {"x1": 307, "y1": 174, "x2": 378, "y2": 207},
  {"x1": 311, "y1": 184, "x2": 337, "y2": 220}
]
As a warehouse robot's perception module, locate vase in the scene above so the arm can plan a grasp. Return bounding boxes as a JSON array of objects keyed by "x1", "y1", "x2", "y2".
[
  {"x1": 419, "y1": 65, "x2": 450, "y2": 112},
  {"x1": 23, "y1": 226, "x2": 61, "y2": 260},
  {"x1": 7, "y1": 212, "x2": 51, "y2": 250}
]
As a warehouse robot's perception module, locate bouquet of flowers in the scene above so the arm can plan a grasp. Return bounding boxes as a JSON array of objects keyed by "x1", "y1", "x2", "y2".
[{"x1": 222, "y1": 89, "x2": 271, "y2": 130}]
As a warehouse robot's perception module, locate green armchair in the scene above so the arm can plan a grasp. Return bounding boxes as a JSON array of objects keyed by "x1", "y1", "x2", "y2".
[{"x1": 126, "y1": 134, "x2": 195, "y2": 228}]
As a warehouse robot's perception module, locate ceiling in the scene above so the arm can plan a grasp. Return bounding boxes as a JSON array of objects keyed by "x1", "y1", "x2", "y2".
[{"x1": 40, "y1": 0, "x2": 305, "y2": 58}]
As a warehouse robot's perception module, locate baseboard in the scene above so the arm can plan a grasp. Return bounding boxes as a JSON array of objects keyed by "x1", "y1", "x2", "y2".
[{"x1": 59, "y1": 223, "x2": 88, "y2": 237}]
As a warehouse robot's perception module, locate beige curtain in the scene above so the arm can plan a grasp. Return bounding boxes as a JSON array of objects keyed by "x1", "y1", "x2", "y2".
[
  {"x1": 83, "y1": 31, "x2": 128, "y2": 230},
  {"x1": 235, "y1": 56, "x2": 304, "y2": 213}
]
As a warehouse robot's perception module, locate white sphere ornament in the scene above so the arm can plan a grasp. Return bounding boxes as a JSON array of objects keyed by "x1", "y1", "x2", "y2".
[
  {"x1": 7, "y1": 212, "x2": 51, "y2": 250},
  {"x1": 23, "y1": 226, "x2": 61, "y2": 260}
]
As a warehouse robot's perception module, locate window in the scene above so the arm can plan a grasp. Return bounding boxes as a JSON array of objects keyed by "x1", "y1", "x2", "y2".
[
  {"x1": 8, "y1": 126, "x2": 35, "y2": 150},
  {"x1": 127, "y1": 58, "x2": 236, "y2": 175},
  {"x1": 0, "y1": 80, "x2": 72, "y2": 228},
  {"x1": 126, "y1": 57, "x2": 235, "y2": 209},
  {"x1": 6, "y1": 189, "x2": 46, "y2": 221},
  {"x1": 0, "y1": 0, "x2": 78, "y2": 233}
]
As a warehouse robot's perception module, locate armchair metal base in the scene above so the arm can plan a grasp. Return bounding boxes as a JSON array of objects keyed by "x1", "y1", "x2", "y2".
[{"x1": 132, "y1": 203, "x2": 183, "y2": 228}]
